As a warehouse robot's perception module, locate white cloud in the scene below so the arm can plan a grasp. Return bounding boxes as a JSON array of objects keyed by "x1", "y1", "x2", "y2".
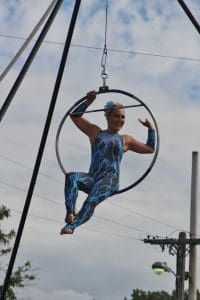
[
  {"x1": 0, "y1": 0, "x2": 200, "y2": 299},
  {"x1": 18, "y1": 287, "x2": 94, "y2": 300}
]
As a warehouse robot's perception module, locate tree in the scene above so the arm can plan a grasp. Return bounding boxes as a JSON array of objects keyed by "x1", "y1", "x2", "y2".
[
  {"x1": 128, "y1": 289, "x2": 200, "y2": 300},
  {"x1": 0, "y1": 205, "x2": 36, "y2": 299},
  {"x1": 130, "y1": 289, "x2": 171, "y2": 300}
]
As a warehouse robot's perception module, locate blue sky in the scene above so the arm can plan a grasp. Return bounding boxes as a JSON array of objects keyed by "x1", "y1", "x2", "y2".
[{"x1": 0, "y1": 1, "x2": 200, "y2": 299}]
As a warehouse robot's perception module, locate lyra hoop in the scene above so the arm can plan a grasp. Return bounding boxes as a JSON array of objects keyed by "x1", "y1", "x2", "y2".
[{"x1": 55, "y1": 87, "x2": 160, "y2": 195}]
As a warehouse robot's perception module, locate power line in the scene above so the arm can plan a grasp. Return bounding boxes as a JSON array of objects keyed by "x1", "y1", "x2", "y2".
[
  {"x1": 0, "y1": 153, "x2": 189, "y2": 233},
  {"x1": 0, "y1": 179, "x2": 62, "y2": 205},
  {"x1": 109, "y1": 201, "x2": 184, "y2": 232},
  {"x1": 0, "y1": 179, "x2": 150, "y2": 236},
  {"x1": 0, "y1": 154, "x2": 62, "y2": 184},
  {"x1": 9, "y1": 208, "x2": 140, "y2": 241},
  {"x1": 0, "y1": 0, "x2": 59, "y2": 81},
  {"x1": 0, "y1": 177, "x2": 194, "y2": 240},
  {"x1": 0, "y1": 33, "x2": 199, "y2": 62},
  {"x1": 0, "y1": 0, "x2": 68, "y2": 296},
  {"x1": 94, "y1": 215, "x2": 147, "y2": 234}
]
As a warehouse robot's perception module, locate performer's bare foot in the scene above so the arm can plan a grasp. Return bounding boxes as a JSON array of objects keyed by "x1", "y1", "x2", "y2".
[
  {"x1": 65, "y1": 213, "x2": 74, "y2": 224},
  {"x1": 65, "y1": 212, "x2": 77, "y2": 224},
  {"x1": 60, "y1": 226, "x2": 73, "y2": 235}
]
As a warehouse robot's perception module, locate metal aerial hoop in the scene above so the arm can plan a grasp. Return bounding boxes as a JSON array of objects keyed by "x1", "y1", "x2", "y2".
[
  {"x1": 55, "y1": 87, "x2": 160, "y2": 195},
  {"x1": 55, "y1": 0, "x2": 160, "y2": 195}
]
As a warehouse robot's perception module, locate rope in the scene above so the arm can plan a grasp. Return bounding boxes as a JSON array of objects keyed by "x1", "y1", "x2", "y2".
[
  {"x1": 0, "y1": 0, "x2": 59, "y2": 82},
  {"x1": 100, "y1": 0, "x2": 109, "y2": 87}
]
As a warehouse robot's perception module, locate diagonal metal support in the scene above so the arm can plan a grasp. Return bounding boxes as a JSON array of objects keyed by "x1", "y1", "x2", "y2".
[
  {"x1": 177, "y1": 0, "x2": 200, "y2": 34},
  {"x1": 0, "y1": 0, "x2": 63, "y2": 123},
  {"x1": 0, "y1": 1, "x2": 82, "y2": 299}
]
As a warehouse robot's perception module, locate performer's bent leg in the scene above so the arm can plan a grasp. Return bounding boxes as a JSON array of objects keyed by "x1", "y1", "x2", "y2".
[
  {"x1": 66, "y1": 177, "x2": 118, "y2": 231},
  {"x1": 64, "y1": 172, "x2": 94, "y2": 217}
]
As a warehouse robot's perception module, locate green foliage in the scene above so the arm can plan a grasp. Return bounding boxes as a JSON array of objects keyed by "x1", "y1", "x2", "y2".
[
  {"x1": 0, "y1": 206, "x2": 15, "y2": 257},
  {"x1": 128, "y1": 289, "x2": 200, "y2": 300},
  {"x1": 0, "y1": 205, "x2": 36, "y2": 300},
  {"x1": 131, "y1": 289, "x2": 171, "y2": 300}
]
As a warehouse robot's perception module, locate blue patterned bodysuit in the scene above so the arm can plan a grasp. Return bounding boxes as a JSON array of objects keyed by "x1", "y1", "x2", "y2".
[{"x1": 64, "y1": 130, "x2": 124, "y2": 231}]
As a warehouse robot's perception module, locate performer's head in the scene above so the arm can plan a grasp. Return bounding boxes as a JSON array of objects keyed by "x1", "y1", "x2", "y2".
[{"x1": 104, "y1": 101, "x2": 125, "y2": 132}]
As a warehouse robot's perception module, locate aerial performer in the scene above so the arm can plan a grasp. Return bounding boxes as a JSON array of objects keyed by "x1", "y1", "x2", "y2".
[{"x1": 60, "y1": 90, "x2": 156, "y2": 235}]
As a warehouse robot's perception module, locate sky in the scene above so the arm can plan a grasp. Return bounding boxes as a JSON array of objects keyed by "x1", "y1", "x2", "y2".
[{"x1": 0, "y1": 0, "x2": 200, "y2": 299}]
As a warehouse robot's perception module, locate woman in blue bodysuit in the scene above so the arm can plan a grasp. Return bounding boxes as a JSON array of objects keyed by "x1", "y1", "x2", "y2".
[{"x1": 60, "y1": 91, "x2": 155, "y2": 235}]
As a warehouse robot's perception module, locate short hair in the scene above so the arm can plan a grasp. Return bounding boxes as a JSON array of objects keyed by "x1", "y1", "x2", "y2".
[{"x1": 104, "y1": 101, "x2": 124, "y2": 116}]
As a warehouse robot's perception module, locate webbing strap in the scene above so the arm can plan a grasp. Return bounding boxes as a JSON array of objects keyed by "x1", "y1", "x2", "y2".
[{"x1": 0, "y1": 0, "x2": 59, "y2": 81}]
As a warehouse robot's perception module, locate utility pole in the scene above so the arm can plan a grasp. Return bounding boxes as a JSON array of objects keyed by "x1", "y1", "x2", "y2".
[
  {"x1": 189, "y1": 152, "x2": 199, "y2": 300},
  {"x1": 176, "y1": 232, "x2": 187, "y2": 300},
  {"x1": 144, "y1": 151, "x2": 199, "y2": 299},
  {"x1": 144, "y1": 233, "x2": 200, "y2": 300}
]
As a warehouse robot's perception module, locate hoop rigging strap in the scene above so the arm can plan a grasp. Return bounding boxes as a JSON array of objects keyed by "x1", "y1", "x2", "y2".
[
  {"x1": 0, "y1": 0, "x2": 59, "y2": 82},
  {"x1": 101, "y1": 0, "x2": 109, "y2": 87},
  {"x1": 55, "y1": 88, "x2": 160, "y2": 195}
]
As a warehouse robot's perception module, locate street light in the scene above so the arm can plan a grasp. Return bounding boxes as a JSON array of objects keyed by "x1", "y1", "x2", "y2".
[
  {"x1": 152, "y1": 261, "x2": 190, "y2": 300},
  {"x1": 152, "y1": 261, "x2": 177, "y2": 277},
  {"x1": 152, "y1": 261, "x2": 189, "y2": 280}
]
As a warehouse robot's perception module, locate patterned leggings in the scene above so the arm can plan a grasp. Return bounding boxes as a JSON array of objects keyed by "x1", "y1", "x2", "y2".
[{"x1": 64, "y1": 172, "x2": 118, "y2": 231}]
